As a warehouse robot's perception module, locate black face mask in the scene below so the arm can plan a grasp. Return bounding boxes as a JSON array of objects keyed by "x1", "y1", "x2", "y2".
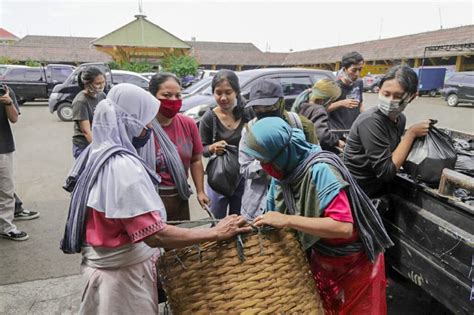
[
  {"x1": 132, "y1": 128, "x2": 151, "y2": 149},
  {"x1": 255, "y1": 109, "x2": 282, "y2": 120}
]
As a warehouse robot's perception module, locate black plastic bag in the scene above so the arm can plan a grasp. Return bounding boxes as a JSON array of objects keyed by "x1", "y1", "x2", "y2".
[
  {"x1": 452, "y1": 138, "x2": 474, "y2": 177},
  {"x1": 403, "y1": 126, "x2": 457, "y2": 184},
  {"x1": 206, "y1": 145, "x2": 240, "y2": 197}
]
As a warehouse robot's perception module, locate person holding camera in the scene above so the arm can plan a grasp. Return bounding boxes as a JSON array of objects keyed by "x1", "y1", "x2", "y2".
[{"x1": 0, "y1": 85, "x2": 29, "y2": 241}]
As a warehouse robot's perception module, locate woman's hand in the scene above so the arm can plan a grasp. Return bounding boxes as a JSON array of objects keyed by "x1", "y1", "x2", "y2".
[
  {"x1": 214, "y1": 215, "x2": 251, "y2": 241},
  {"x1": 210, "y1": 140, "x2": 228, "y2": 155},
  {"x1": 197, "y1": 191, "x2": 210, "y2": 208},
  {"x1": 253, "y1": 212, "x2": 290, "y2": 229}
]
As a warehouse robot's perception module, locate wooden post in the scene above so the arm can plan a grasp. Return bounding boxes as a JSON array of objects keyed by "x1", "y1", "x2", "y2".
[
  {"x1": 236, "y1": 65, "x2": 242, "y2": 71},
  {"x1": 413, "y1": 58, "x2": 420, "y2": 68},
  {"x1": 211, "y1": 64, "x2": 217, "y2": 70},
  {"x1": 455, "y1": 55, "x2": 464, "y2": 72},
  {"x1": 335, "y1": 61, "x2": 341, "y2": 71}
]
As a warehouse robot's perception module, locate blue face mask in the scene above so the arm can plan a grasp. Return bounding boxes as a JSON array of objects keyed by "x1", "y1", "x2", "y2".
[{"x1": 132, "y1": 128, "x2": 151, "y2": 149}]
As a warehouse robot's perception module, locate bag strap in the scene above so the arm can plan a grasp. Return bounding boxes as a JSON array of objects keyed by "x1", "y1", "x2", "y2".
[
  {"x1": 288, "y1": 112, "x2": 303, "y2": 130},
  {"x1": 211, "y1": 110, "x2": 218, "y2": 143}
]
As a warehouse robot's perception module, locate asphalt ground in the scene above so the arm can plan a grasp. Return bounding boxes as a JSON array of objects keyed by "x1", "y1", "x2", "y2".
[{"x1": 0, "y1": 93, "x2": 471, "y2": 314}]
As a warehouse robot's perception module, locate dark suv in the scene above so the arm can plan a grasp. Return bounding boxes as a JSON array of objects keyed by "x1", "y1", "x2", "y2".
[
  {"x1": 182, "y1": 68, "x2": 335, "y2": 123},
  {"x1": 440, "y1": 72, "x2": 474, "y2": 107},
  {"x1": 0, "y1": 64, "x2": 75, "y2": 103}
]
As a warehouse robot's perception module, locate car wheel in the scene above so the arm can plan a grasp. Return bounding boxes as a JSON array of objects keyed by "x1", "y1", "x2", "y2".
[
  {"x1": 57, "y1": 102, "x2": 73, "y2": 121},
  {"x1": 429, "y1": 90, "x2": 437, "y2": 97},
  {"x1": 446, "y1": 94, "x2": 458, "y2": 107}
]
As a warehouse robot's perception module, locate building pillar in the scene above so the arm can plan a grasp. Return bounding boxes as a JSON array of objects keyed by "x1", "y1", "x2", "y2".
[
  {"x1": 236, "y1": 65, "x2": 242, "y2": 71},
  {"x1": 455, "y1": 55, "x2": 464, "y2": 72},
  {"x1": 413, "y1": 58, "x2": 420, "y2": 68},
  {"x1": 335, "y1": 61, "x2": 341, "y2": 70},
  {"x1": 211, "y1": 64, "x2": 217, "y2": 70}
]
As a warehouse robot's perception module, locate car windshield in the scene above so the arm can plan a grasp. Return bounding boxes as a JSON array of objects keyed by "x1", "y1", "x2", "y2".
[
  {"x1": 200, "y1": 73, "x2": 252, "y2": 96},
  {"x1": 183, "y1": 77, "x2": 212, "y2": 94}
]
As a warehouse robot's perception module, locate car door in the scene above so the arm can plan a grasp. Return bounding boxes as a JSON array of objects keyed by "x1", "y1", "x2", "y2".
[
  {"x1": 24, "y1": 68, "x2": 48, "y2": 99},
  {"x1": 458, "y1": 74, "x2": 474, "y2": 102}
]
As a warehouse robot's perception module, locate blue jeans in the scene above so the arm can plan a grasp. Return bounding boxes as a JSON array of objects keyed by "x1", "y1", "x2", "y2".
[{"x1": 205, "y1": 178, "x2": 244, "y2": 219}]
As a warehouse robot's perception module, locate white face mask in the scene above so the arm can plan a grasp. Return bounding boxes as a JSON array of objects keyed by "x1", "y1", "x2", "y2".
[
  {"x1": 342, "y1": 69, "x2": 355, "y2": 85},
  {"x1": 378, "y1": 94, "x2": 409, "y2": 120}
]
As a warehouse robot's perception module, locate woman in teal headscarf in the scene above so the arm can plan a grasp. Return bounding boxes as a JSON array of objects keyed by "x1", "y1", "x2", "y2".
[{"x1": 244, "y1": 117, "x2": 392, "y2": 315}]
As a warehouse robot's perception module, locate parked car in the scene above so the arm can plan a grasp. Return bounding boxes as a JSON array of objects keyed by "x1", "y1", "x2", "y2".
[
  {"x1": 0, "y1": 64, "x2": 75, "y2": 103},
  {"x1": 48, "y1": 63, "x2": 113, "y2": 121},
  {"x1": 182, "y1": 77, "x2": 212, "y2": 99},
  {"x1": 111, "y1": 70, "x2": 149, "y2": 90},
  {"x1": 182, "y1": 68, "x2": 335, "y2": 123},
  {"x1": 362, "y1": 74, "x2": 382, "y2": 93},
  {"x1": 413, "y1": 67, "x2": 447, "y2": 97},
  {"x1": 197, "y1": 69, "x2": 218, "y2": 80},
  {"x1": 440, "y1": 71, "x2": 474, "y2": 107},
  {"x1": 140, "y1": 72, "x2": 157, "y2": 81}
]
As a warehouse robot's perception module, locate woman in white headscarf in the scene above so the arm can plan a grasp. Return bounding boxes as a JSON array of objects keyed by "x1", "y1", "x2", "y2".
[{"x1": 61, "y1": 84, "x2": 249, "y2": 315}]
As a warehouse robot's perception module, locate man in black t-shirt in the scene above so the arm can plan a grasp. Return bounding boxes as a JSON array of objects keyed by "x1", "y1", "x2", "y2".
[
  {"x1": 327, "y1": 51, "x2": 365, "y2": 135},
  {"x1": 0, "y1": 85, "x2": 30, "y2": 240}
]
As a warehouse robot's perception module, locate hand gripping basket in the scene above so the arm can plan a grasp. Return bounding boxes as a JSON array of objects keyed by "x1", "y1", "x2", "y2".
[{"x1": 157, "y1": 227, "x2": 324, "y2": 314}]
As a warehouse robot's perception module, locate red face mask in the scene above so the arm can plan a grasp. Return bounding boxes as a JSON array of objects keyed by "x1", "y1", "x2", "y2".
[
  {"x1": 261, "y1": 162, "x2": 285, "y2": 180},
  {"x1": 159, "y1": 99, "x2": 182, "y2": 118}
]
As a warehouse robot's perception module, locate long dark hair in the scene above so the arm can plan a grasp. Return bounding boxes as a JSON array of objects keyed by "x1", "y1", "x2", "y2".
[
  {"x1": 379, "y1": 65, "x2": 418, "y2": 96},
  {"x1": 211, "y1": 69, "x2": 247, "y2": 120},
  {"x1": 149, "y1": 72, "x2": 181, "y2": 96},
  {"x1": 77, "y1": 66, "x2": 104, "y2": 90}
]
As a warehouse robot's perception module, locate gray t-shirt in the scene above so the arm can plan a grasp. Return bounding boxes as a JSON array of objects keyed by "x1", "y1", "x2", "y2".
[
  {"x1": 328, "y1": 79, "x2": 364, "y2": 130},
  {"x1": 0, "y1": 87, "x2": 20, "y2": 154},
  {"x1": 71, "y1": 91, "x2": 105, "y2": 148}
]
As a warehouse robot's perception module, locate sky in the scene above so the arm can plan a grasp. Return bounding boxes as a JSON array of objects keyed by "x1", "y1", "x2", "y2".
[{"x1": 0, "y1": 0, "x2": 472, "y2": 52}]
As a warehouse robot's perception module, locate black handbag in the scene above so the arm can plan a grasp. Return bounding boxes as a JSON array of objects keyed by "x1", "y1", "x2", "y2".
[{"x1": 205, "y1": 113, "x2": 241, "y2": 197}]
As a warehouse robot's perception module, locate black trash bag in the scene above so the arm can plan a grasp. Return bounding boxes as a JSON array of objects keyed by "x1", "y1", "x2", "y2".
[
  {"x1": 206, "y1": 145, "x2": 240, "y2": 197},
  {"x1": 403, "y1": 126, "x2": 457, "y2": 184},
  {"x1": 452, "y1": 138, "x2": 474, "y2": 177}
]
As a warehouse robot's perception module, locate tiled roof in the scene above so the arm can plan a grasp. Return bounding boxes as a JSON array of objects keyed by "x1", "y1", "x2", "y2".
[
  {"x1": 283, "y1": 25, "x2": 474, "y2": 65},
  {"x1": 92, "y1": 15, "x2": 191, "y2": 49},
  {"x1": 15, "y1": 35, "x2": 95, "y2": 48},
  {"x1": 0, "y1": 25, "x2": 471, "y2": 66},
  {"x1": 0, "y1": 44, "x2": 111, "y2": 63},
  {"x1": 0, "y1": 28, "x2": 19, "y2": 41}
]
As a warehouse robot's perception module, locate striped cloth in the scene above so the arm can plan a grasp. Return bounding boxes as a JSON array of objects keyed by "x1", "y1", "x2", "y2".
[
  {"x1": 60, "y1": 145, "x2": 160, "y2": 254},
  {"x1": 282, "y1": 150, "x2": 393, "y2": 262}
]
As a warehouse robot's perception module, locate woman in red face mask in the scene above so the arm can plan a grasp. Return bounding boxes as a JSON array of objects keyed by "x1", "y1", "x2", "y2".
[{"x1": 149, "y1": 73, "x2": 210, "y2": 221}]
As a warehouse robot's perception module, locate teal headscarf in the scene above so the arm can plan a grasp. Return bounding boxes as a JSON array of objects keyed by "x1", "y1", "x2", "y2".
[
  {"x1": 244, "y1": 118, "x2": 393, "y2": 260},
  {"x1": 243, "y1": 117, "x2": 318, "y2": 173}
]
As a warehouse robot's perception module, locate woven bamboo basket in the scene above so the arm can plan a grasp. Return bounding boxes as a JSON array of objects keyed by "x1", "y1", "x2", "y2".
[{"x1": 157, "y1": 228, "x2": 324, "y2": 314}]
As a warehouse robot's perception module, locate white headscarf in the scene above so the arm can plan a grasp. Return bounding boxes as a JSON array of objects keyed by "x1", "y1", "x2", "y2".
[{"x1": 86, "y1": 83, "x2": 166, "y2": 219}]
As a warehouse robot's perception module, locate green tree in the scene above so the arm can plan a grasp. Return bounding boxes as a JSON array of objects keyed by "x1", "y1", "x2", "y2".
[
  {"x1": 25, "y1": 58, "x2": 42, "y2": 67},
  {"x1": 108, "y1": 60, "x2": 154, "y2": 73},
  {"x1": 161, "y1": 55, "x2": 199, "y2": 78},
  {"x1": 0, "y1": 56, "x2": 19, "y2": 65}
]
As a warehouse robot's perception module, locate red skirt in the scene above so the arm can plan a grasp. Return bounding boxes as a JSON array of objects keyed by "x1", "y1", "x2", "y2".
[{"x1": 310, "y1": 250, "x2": 387, "y2": 315}]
